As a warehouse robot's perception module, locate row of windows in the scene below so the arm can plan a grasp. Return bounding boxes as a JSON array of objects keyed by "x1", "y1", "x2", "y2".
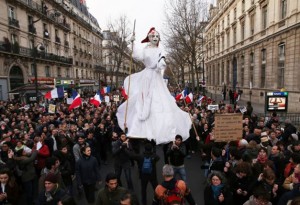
[
  {"x1": 208, "y1": 43, "x2": 286, "y2": 89},
  {"x1": 30, "y1": 65, "x2": 98, "y2": 80},
  {"x1": 207, "y1": 0, "x2": 288, "y2": 45},
  {"x1": 207, "y1": 0, "x2": 287, "y2": 58},
  {"x1": 7, "y1": 4, "x2": 98, "y2": 55}
]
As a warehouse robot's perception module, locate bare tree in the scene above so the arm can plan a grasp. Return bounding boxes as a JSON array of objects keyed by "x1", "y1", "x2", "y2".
[
  {"x1": 163, "y1": 0, "x2": 208, "y2": 92},
  {"x1": 106, "y1": 14, "x2": 132, "y2": 88}
]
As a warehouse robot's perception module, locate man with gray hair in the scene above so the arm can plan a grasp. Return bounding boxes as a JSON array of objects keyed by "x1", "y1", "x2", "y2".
[{"x1": 152, "y1": 164, "x2": 196, "y2": 205}]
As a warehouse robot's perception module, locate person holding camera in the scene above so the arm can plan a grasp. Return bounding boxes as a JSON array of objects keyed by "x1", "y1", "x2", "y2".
[
  {"x1": 112, "y1": 133, "x2": 134, "y2": 191},
  {"x1": 166, "y1": 135, "x2": 187, "y2": 182}
]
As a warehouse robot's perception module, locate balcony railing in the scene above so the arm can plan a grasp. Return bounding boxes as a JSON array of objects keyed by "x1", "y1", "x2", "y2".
[
  {"x1": 0, "y1": 41, "x2": 73, "y2": 65},
  {"x1": 8, "y1": 17, "x2": 20, "y2": 28},
  {"x1": 11, "y1": 0, "x2": 70, "y2": 31}
]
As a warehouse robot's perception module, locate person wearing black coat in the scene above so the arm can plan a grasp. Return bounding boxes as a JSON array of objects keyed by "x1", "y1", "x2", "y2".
[
  {"x1": 75, "y1": 146, "x2": 101, "y2": 204},
  {"x1": 131, "y1": 143, "x2": 160, "y2": 205},
  {"x1": 204, "y1": 172, "x2": 233, "y2": 205},
  {"x1": 53, "y1": 145, "x2": 74, "y2": 196},
  {"x1": 37, "y1": 173, "x2": 67, "y2": 205},
  {"x1": 112, "y1": 133, "x2": 134, "y2": 191}
]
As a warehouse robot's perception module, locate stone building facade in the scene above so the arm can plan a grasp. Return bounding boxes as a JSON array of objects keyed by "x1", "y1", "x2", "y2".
[
  {"x1": 0, "y1": 0, "x2": 103, "y2": 101},
  {"x1": 205, "y1": 0, "x2": 300, "y2": 112}
]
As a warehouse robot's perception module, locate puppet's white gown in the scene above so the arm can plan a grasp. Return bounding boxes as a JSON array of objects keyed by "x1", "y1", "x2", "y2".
[{"x1": 116, "y1": 45, "x2": 191, "y2": 144}]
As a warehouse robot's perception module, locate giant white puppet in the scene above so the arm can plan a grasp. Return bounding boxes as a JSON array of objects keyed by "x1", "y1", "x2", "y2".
[{"x1": 116, "y1": 27, "x2": 192, "y2": 144}]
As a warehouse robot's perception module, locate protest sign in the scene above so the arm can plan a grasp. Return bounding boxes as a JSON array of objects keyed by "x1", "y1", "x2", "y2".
[{"x1": 214, "y1": 113, "x2": 243, "y2": 142}]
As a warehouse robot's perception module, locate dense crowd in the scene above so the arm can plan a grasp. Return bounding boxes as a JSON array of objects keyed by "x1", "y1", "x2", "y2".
[{"x1": 0, "y1": 89, "x2": 299, "y2": 205}]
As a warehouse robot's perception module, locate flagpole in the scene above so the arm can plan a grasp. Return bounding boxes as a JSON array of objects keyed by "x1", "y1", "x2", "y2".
[
  {"x1": 124, "y1": 19, "x2": 136, "y2": 132},
  {"x1": 169, "y1": 68, "x2": 199, "y2": 140}
]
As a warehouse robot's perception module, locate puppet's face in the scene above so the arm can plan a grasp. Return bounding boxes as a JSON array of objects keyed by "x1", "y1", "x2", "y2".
[{"x1": 148, "y1": 30, "x2": 160, "y2": 46}]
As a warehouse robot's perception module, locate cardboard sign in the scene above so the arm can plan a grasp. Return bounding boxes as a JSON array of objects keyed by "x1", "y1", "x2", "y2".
[
  {"x1": 48, "y1": 104, "x2": 56, "y2": 113},
  {"x1": 214, "y1": 113, "x2": 243, "y2": 142},
  {"x1": 113, "y1": 95, "x2": 120, "y2": 102}
]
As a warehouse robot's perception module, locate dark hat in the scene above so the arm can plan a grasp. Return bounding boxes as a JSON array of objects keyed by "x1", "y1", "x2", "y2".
[{"x1": 45, "y1": 173, "x2": 58, "y2": 184}]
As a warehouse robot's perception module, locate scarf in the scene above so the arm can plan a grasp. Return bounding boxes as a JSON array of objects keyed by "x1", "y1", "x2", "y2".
[
  {"x1": 211, "y1": 184, "x2": 224, "y2": 199},
  {"x1": 257, "y1": 155, "x2": 268, "y2": 164}
]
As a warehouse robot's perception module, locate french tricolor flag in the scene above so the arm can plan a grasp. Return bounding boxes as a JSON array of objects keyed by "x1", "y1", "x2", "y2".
[
  {"x1": 185, "y1": 93, "x2": 193, "y2": 104},
  {"x1": 89, "y1": 91, "x2": 102, "y2": 107},
  {"x1": 44, "y1": 87, "x2": 64, "y2": 99},
  {"x1": 68, "y1": 90, "x2": 82, "y2": 111},
  {"x1": 100, "y1": 86, "x2": 111, "y2": 95},
  {"x1": 175, "y1": 89, "x2": 188, "y2": 101}
]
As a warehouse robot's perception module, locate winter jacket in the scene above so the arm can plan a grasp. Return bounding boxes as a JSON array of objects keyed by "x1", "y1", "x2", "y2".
[
  {"x1": 112, "y1": 139, "x2": 132, "y2": 168},
  {"x1": 38, "y1": 168, "x2": 66, "y2": 193},
  {"x1": 35, "y1": 144, "x2": 50, "y2": 170},
  {"x1": 36, "y1": 186, "x2": 67, "y2": 205},
  {"x1": 95, "y1": 186, "x2": 128, "y2": 205},
  {"x1": 14, "y1": 150, "x2": 37, "y2": 182},
  {"x1": 75, "y1": 155, "x2": 100, "y2": 186},
  {"x1": 167, "y1": 143, "x2": 186, "y2": 167}
]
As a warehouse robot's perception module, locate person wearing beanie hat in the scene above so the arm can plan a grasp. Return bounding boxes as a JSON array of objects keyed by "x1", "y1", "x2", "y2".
[
  {"x1": 45, "y1": 172, "x2": 58, "y2": 184},
  {"x1": 37, "y1": 172, "x2": 68, "y2": 205},
  {"x1": 116, "y1": 27, "x2": 192, "y2": 144}
]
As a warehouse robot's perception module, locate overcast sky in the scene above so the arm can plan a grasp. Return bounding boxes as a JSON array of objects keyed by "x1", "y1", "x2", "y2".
[
  {"x1": 87, "y1": 0, "x2": 215, "y2": 50},
  {"x1": 88, "y1": 0, "x2": 167, "y2": 46}
]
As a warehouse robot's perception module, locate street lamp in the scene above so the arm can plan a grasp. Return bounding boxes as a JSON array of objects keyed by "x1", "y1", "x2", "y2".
[{"x1": 31, "y1": 9, "x2": 61, "y2": 102}]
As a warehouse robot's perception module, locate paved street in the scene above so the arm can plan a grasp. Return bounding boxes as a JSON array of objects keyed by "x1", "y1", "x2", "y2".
[{"x1": 74, "y1": 144, "x2": 205, "y2": 205}]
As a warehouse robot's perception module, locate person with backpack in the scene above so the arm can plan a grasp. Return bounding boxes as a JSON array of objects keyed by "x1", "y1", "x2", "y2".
[
  {"x1": 131, "y1": 143, "x2": 160, "y2": 205},
  {"x1": 152, "y1": 164, "x2": 196, "y2": 205}
]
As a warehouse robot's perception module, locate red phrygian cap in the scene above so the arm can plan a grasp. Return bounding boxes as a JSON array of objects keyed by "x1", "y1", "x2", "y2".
[{"x1": 141, "y1": 27, "x2": 156, "y2": 43}]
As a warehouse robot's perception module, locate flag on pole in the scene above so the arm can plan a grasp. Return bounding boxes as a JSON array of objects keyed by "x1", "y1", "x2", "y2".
[
  {"x1": 68, "y1": 90, "x2": 82, "y2": 111},
  {"x1": 89, "y1": 91, "x2": 102, "y2": 107},
  {"x1": 197, "y1": 95, "x2": 204, "y2": 106},
  {"x1": 44, "y1": 87, "x2": 64, "y2": 99},
  {"x1": 100, "y1": 86, "x2": 111, "y2": 95},
  {"x1": 185, "y1": 93, "x2": 193, "y2": 104},
  {"x1": 175, "y1": 89, "x2": 188, "y2": 101}
]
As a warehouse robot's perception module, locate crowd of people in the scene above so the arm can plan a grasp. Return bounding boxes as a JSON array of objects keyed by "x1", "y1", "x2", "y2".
[
  {"x1": 0, "y1": 90, "x2": 299, "y2": 205},
  {"x1": 3, "y1": 25, "x2": 300, "y2": 205}
]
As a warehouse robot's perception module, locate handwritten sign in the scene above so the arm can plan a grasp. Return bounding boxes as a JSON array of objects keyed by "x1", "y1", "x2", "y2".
[
  {"x1": 48, "y1": 104, "x2": 56, "y2": 114},
  {"x1": 214, "y1": 113, "x2": 243, "y2": 142}
]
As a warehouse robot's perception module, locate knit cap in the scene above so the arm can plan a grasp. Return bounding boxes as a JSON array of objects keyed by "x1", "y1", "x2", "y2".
[{"x1": 45, "y1": 173, "x2": 58, "y2": 184}]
